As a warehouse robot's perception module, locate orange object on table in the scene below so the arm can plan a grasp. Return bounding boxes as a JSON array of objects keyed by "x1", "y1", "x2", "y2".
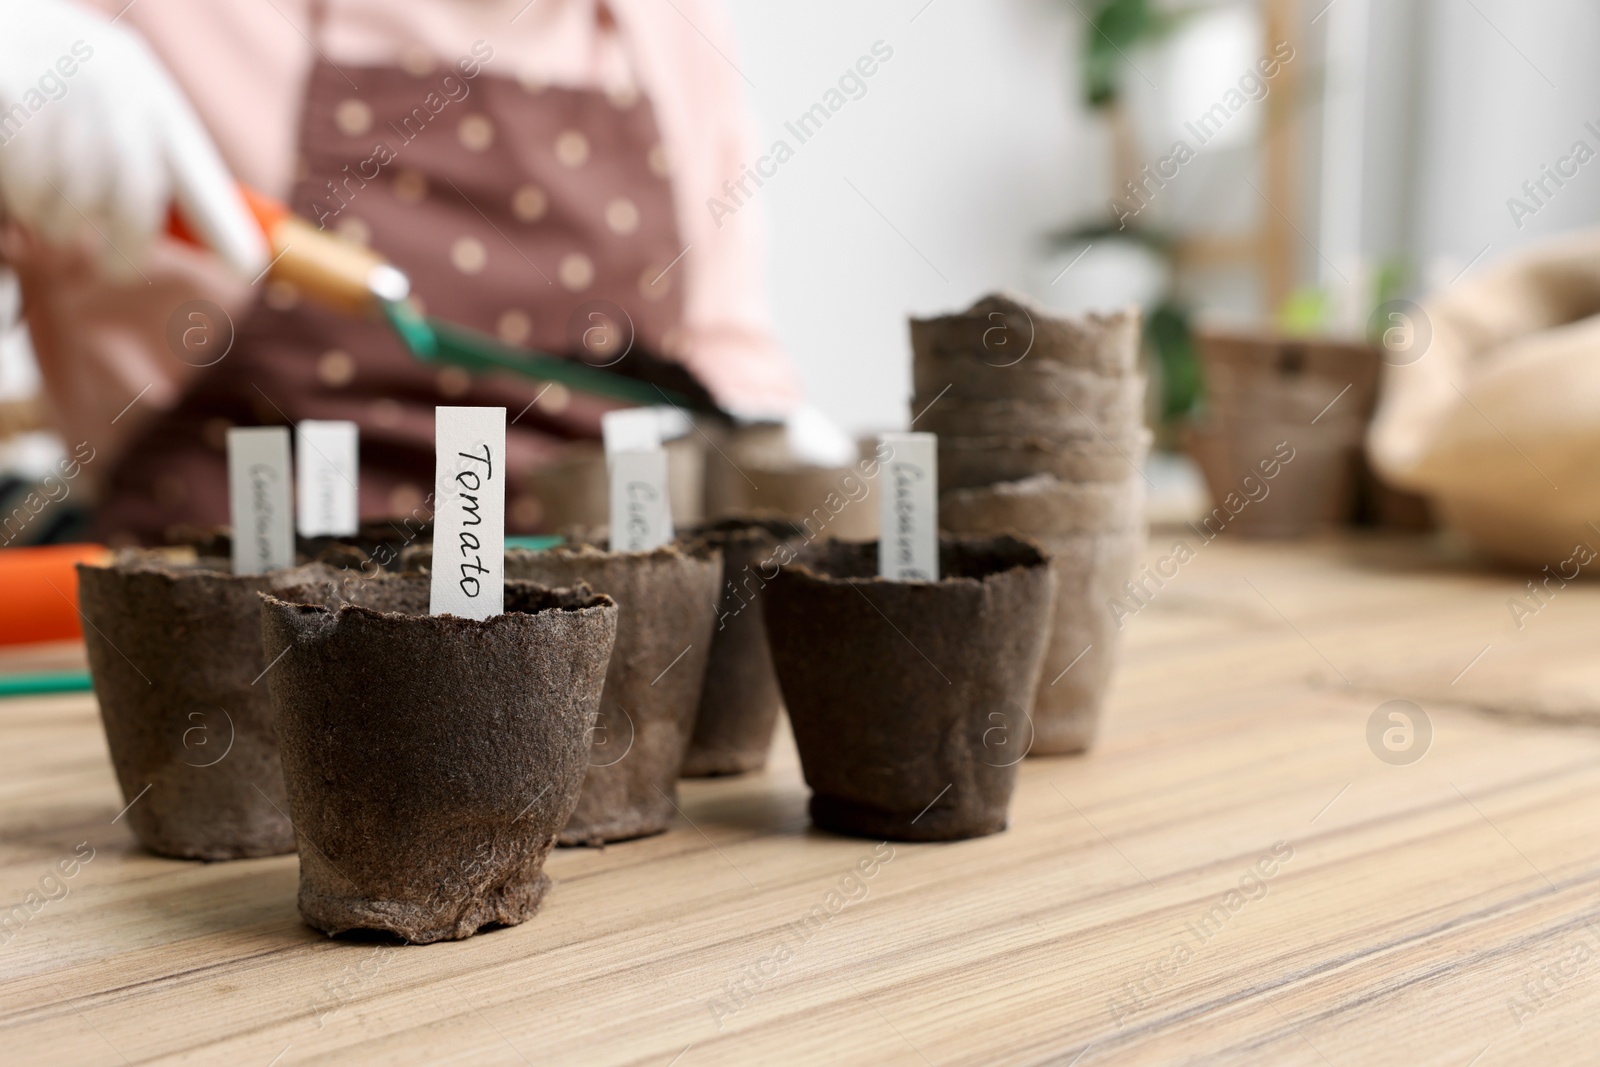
[{"x1": 0, "y1": 544, "x2": 111, "y2": 645}]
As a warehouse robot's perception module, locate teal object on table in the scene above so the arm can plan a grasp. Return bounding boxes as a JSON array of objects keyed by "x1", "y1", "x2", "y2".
[
  {"x1": 506, "y1": 536, "x2": 565, "y2": 552},
  {"x1": 0, "y1": 670, "x2": 93, "y2": 699}
]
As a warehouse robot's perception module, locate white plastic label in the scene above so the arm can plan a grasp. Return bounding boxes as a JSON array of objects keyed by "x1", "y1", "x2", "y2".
[
  {"x1": 878, "y1": 432, "x2": 939, "y2": 581},
  {"x1": 601, "y1": 408, "x2": 663, "y2": 456},
  {"x1": 227, "y1": 426, "x2": 295, "y2": 575},
  {"x1": 609, "y1": 449, "x2": 673, "y2": 553},
  {"x1": 430, "y1": 407, "x2": 506, "y2": 619},
  {"x1": 296, "y1": 420, "x2": 359, "y2": 537}
]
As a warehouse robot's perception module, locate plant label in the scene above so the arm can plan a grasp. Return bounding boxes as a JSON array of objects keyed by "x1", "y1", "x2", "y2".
[
  {"x1": 227, "y1": 426, "x2": 294, "y2": 575},
  {"x1": 295, "y1": 420, "x2": 359, "y2": 537},
  {"x1": 878, "y1": 432, "x2": 939, "y2": 581},
  {"x1": 608, "y1": 448, "x2": 673, "y2": 553},
  {"x1": 430, "y1": 407, "x2": 505, "y2": 619},
  {"x1": 601, "y1": 408, "x2": 663, "y2": 456}
]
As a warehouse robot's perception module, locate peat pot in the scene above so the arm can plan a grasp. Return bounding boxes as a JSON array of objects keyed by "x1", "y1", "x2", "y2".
[
  {"x1": 505, "y1": 543, "x2": 721, "y2": 845},
  {"x1": 680, "y1": 518, "x2": 804, "y2": 777},
  {"x1": 260, "y1": 572, "x2": 617, "y2": 942},
  {"x1": 76, "y1": 552, "x2": 324, "y2": 860},
  {"x1": 763, "y1": 536, "x2": 1054, "y2": 841}
]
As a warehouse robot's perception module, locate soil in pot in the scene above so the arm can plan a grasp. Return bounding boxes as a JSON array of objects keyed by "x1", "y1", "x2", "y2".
[
  {"x1": 75, "y1": 552, "x2": 330, "y2": 860},
  {"x1": 504, "y1": 543, "x2": 721, "y2": 844},
  {"x1": 167, "y1": 522, "x2": 431, "y2": 574},
  {"x1": 260, "y1": 572, "x2": 617, "y2": 942},
  {"x1": 678, "y1": 517, "x2": 804, "y2": 777},
  {"x1": 763, "y1": 535, "x2": 1053, "y2": 841}
]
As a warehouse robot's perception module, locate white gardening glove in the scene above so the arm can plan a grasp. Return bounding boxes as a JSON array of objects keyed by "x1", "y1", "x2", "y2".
[
  {"x1": 783, "y1": 404, "x2": 857, "y2": 468},
  {"x1": 0, "y1": 0, "x2": 268, "y2": 279}
]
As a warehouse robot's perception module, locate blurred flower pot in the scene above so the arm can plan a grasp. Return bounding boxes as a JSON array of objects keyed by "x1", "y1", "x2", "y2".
[
  {"x1": 680, "y1": 517, "x2": 804, "y2": 777},
  {"x1": 1186, "y1": 330, "x2": 1379, "y2": 538},
  {"x1": 700, "y1": 423, "x2": 880, "y2": 542},
  {"x1": 505, "y1": 543, "x2": 720, "y2": 844},
  {"x1": 524, "y1": 437, "x2": 705, "y2": 533}
]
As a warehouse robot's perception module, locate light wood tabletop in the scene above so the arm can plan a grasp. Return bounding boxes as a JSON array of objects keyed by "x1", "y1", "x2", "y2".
[{"x1": 3, "y1": 532, "x2": 1599, "y2": 1066}]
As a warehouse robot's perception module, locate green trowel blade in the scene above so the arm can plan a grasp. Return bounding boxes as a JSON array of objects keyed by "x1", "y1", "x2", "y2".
[{"x1": 381, "y1": 300, "x2": 701, "y2": 411}]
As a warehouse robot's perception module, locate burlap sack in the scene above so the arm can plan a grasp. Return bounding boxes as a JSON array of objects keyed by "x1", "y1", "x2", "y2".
[
  {"x1": 76, "y1": 553, "x2": 332, "y2": 860},
  {"x1": 1368, "y1": 231, "x2": 1600, "y2": 566},
  {"x1": 505, "y1": 543, "x2": 721, "y2": 844},
  {"x1": 940, "y1": 476, "x2": 1145, "y2": 755},
  {"x1": 763, "y1": 536, "x2": 1053, "y2": 841},
  {"x1": 260, "y1": 573, "x2": 616, "y2": 942}
]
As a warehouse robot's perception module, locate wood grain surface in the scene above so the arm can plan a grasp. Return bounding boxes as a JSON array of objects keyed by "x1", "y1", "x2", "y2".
[{"x1": 2, "y1": 533, "x2": 1599, "y2": 1065}]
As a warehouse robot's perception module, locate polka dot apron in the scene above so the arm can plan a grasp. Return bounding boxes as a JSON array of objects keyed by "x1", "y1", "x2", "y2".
[{"x1": 93, "y1": 24, "x2": 692, "y2": 543}]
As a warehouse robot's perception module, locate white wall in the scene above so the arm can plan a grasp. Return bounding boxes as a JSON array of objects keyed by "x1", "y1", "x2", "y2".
[
  {"x1": 725, "y1": 0, "x2": 1095, "y2": 436},
  {"x1": 727, "y1": 0, "x2": 1600, "y2": 438},
  {"x1": 1404, "y1": 0, "x2": 1600, "y2": 278}
]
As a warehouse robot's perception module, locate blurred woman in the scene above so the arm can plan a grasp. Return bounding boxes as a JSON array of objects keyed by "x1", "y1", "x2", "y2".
[{"x1": 0, "y1": 0, "x2": 802, "y2": 543}]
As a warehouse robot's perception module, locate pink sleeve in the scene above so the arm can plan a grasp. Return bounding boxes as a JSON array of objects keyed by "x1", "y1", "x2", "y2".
[{"x1": 614, "y1": 0, "x2": 803, "y2": 418}]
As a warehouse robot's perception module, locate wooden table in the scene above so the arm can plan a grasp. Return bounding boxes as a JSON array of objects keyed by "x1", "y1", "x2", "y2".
[{"x1": 3, "y1": 533, "x2": 1599, "y2": 1065}]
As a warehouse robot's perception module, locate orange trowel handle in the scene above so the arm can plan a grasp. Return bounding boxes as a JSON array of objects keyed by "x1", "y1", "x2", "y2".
[
  {"x1": 166, "y1": 187, "x2": 406, "y2": 314},
  {"x1": 166, "y1": 186, "x2": 290, "y2": 247}
]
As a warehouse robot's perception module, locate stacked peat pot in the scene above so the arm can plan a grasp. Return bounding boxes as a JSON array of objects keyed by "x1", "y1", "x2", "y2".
[{"x1": 913, "y1": 293, "x2": 1149, "y2": 756}]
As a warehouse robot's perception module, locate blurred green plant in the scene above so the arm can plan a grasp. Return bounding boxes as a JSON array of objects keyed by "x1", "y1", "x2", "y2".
[
  {"x1": 1276, "y1": 287, "x2": 1329, "y2": 337},
  {"x1": 1050, "y1": 221, "x2": 1200, "y2": 425},
  {"x1": 1061, "y1": 0, "x2": 1205, "y2": 428},
  {"x1": 1277, "y1": 260, "x2": 1410, "y2": 337},
  {"x1": 1061, "y1": 1, "x2": 1410, "y2": 432},
  {"x1": 1080, "y1": 0, "x2": 1189, "y2": 108}
]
